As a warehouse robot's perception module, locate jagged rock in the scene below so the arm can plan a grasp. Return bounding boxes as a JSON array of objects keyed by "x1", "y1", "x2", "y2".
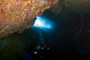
[{"x1": 0, "y1": 0, "x2": 57, "y2": 38}]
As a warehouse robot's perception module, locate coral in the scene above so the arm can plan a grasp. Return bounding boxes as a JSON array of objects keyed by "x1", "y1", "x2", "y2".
[{"x1": 0, "y1": 0, "x2": 56, "y2": 38}]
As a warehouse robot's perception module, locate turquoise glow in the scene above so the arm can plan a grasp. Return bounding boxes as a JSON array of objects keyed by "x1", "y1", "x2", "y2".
[{"x1": 33, "y1": 16, "x2": 52, "y2": 29}]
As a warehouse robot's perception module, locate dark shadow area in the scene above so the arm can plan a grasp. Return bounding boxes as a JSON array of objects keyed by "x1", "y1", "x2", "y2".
[{"x1": 18, "y1": 9, "x2": 90, "y2": 60}]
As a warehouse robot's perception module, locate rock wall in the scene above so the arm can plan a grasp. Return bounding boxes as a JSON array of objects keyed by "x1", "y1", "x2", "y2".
[
  {"x1": 0, "y1": 0, "x2": 56, "y2": 38},
  {"x1": 49, "y1": 0, "x2": 90, "y2": 14}
]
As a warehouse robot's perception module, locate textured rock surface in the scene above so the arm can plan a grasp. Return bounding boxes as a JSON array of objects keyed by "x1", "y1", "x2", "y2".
[
  {"x1": 0, "y1": 0, "x2": 90, "y2": 38},
  {"x1": 50, "y1": 0, "x2": 90, "y2": 14},
  {"x1": 0, "y1": 0, "x2": 89, "y2": 60},
  {"x1": 0, "y1": 0, "x2": 57, "y2": 38}
]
